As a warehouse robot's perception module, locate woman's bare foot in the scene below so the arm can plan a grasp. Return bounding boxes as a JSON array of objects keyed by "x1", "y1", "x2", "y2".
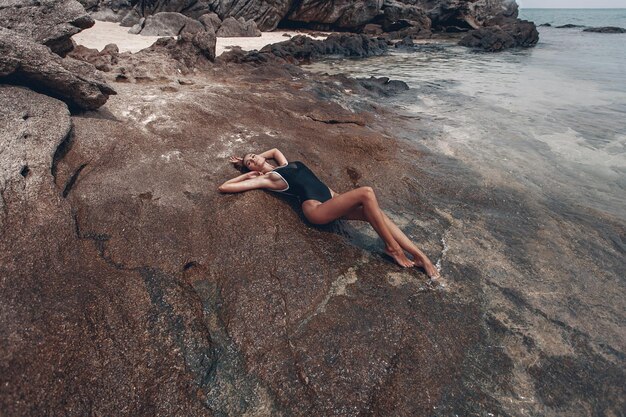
[
  {"x1": 385, "y1": 247, "x2": 415, "y2": 268},
  {"x1": 410, "y1": 252, "x2": 439, "y2": 278}
]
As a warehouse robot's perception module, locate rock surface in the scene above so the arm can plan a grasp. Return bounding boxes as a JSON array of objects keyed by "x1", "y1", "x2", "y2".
[
  {"x1": 1, "y1": 18, "x2": 624, "y2": 416},
  {"x1": 0, "y1": 0, "x2": 94, "y2": 56},
  {"x1": 0, "y1": 27, "x2": 115, "y2": 110},
  {"x1": 459, "y1": 14, "x2": 538, "y2": 51},
  {"x1": 583, "y1": 26, "x2": 626, "y2": 33},
  {"x1": 140, "y1": 11, "x2": 205, "y2": 36},
  {"x1": 215, "y1": 16, "x2": 261, "y2": 37}
]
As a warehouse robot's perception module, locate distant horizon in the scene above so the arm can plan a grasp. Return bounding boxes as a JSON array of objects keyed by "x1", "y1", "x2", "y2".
[
  {"x1": 518, "y1": 0, "x2": 626, "y2": 8},
  {"x1": 521, "y1": 7, "x2": 626, "y2": 8}
]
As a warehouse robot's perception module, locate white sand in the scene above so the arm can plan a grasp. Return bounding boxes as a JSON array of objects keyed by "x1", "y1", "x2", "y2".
[{"x1": 71, "y1": 20, "x2": 325, "y2": 55}]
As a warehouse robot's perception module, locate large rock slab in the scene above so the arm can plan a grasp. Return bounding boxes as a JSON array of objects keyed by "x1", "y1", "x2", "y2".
[
  {"x1": 0, "y1": 0, "x2": 94, "y2": 56},
  {"x1": 459, "y1": 15, "x2": 538, "y2": 51},
  {"x1": 140, "y1": 11, "x2": 205, "y2": 36},
  {"x1": 0, "y1": 27, "x2": 115, "y2": 110},
  {"x1": 286, "y1": 0, "x2": 383, "y2": 29},
  {"x1": 215, "y1": 16, "x2": 261, "y2": 37},
  {"x1": 0, "y1": 85, "x2": 216, "y2": 416},
  {"x1": 583, "y1": 26, "x2": 626, "y2": 33}
]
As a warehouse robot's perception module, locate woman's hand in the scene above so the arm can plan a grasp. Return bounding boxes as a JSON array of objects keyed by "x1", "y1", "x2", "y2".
[{"x1": 229, "y1": 156, "x2": 243, "y2": 165}]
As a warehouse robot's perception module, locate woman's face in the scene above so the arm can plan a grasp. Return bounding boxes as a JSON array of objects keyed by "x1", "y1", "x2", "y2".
[{"x1": 243, "y1": 153, "x2": 265, "y2": 171}]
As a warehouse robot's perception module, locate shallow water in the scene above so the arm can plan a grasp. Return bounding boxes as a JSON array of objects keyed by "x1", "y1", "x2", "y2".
[{"x1": 304, "y1": 10, "x2": 626, "y2": 220}]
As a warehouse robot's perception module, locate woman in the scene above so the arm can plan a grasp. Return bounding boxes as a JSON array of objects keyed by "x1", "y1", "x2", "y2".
[{"x1": 218, "y1": 148, "x2": 439, "y2": 277}]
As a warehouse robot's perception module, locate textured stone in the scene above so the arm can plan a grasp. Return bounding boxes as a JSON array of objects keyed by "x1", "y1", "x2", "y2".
[
  {"x1": 215, "y1": 16, "x2": 261, "y2": 37},
  {"x1": 140, "y1": 12, "x2": 204, "y2": 36},
  {"x1": 0, "y1": 0, "x2": 94, "y2": 56},
  {"x1": 0, "y1": 27, "x2": 115, "y2": 110}
]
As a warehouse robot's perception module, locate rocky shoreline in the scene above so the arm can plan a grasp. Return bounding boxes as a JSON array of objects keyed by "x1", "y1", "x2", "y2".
[{"x1": 2, "y1": 1, "x2": 624, "y2": 416}]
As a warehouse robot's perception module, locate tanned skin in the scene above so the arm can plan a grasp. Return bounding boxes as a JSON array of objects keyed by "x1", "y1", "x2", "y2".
[{"x1": 219, "y1": 148, "x2": 439, "y2": 277}]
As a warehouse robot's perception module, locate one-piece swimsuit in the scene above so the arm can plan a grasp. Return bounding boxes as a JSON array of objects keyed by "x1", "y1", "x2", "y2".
[{"x1": 269, "y1": 161, "x2": 332, "y2": 203}]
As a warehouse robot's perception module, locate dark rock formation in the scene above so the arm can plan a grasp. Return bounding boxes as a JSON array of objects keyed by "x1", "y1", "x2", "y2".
[
  {"x1": 0, "y1": 0, "x2": 94, "y2": 56},
  {"x1": 255, "y1": 33, "x2": 388, "y2": 63},
  {"x1": 199, "y1": 12, "x2": 222, "y2": 32},
  {"x1": 459, "y1": 14, "x2": 538, "y2": 52},
  {"x1": 286, "y1": 0, "x2": 382, "y2": 30},
  {"x1": 216, "y1": 16, "x2": 261, "y2": 37},
  {"x1": 412, "y1": 0, "x2": 518, "y2": 31},
  {"x1": 140, "y1": 11, "x2": 205, "y2": 36},
  {"x1": 539, "y1": 23, "x2": 551, "y2": 27},
  {"x1": 556, "y1": 23, "x2": 584, "y2": 28},
  {"x1": 0, "y1": 27, "x2": 115, "y2": 110},
  {"x1": 146, "y1": 29, "x2": 217, "y2": 65},
  {"x1": 355, "y1": 76, "x2": 410, "y2": 96},
  {"x1": 68, "y1": 43, "x2": 120, "y2": 72},
  {"x1": 583, "y1": 26, "x2": 626, "y2": 34}
]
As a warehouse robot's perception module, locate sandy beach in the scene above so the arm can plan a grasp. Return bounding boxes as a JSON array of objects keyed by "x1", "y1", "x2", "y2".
[{"x1": 72, "y1": 20, "x2": 326, "y2": 55}]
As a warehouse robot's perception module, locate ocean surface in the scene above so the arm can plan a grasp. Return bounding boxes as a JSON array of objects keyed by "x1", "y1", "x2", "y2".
[{"x1": 304, "y1": 9, "x2": 626, "y2": 221}]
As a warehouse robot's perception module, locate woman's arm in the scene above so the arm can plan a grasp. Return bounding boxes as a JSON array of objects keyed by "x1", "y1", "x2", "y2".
[
  {"x1": 259, "y1": 148, "x2": 288, "y2": 166},
  {"x1": 218, "y1": 172, "x2": 273, "y2": 193}
]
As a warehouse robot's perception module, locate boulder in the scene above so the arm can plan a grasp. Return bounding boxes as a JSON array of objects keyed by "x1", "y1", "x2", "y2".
[
  {"x1": 140, "y1": 12, "x2": 205, "y2": 36},
  {"x1": 265, "y1": 33, "x2": 387, "y2": 60},
  {"x1": 354, "y1": 76, "x2": 409, "y2": 96},
  {"x1": 0, "y1": 27, "x2": 115, "y2": 110},
  {"x1": 459, "y1": 15, "x2": 538, "y2": 52},
  {"x1": 68, "y1": 43, "x2": 119, "y2": 72},
  {"x1": 199, "y1": 12, "x2": 222, "y2": 32},
  {"x1": 215, "y1": 16, "x2": 261, "y2": 37},
  {"x1": 286, "y1": 0, "x2": 382, "y2": 29},
  {"x1": 362, "y1": 23, "x2": 384, "y2": 35},
  {"x1": 146, "y1": 29, "x2": 217, "y2": 66},
  {"x1": 380, "y1": 0, "x2": 431, "y2": 33},
  {"x1": 411, "y1": 0, "x2": 518, "y2": 31},
  {"x1": 133, "y1": 0, "x2": 214, "y2": 20},
  {"x1": 0, "y1": 0, "x2": 94, "y2": 56},
  {"x1": 556, "y1": 23, "x2": 584, "y2": 28},
  {"x1": 583, "y1": 26, "x2": 626, "y2": 34}
]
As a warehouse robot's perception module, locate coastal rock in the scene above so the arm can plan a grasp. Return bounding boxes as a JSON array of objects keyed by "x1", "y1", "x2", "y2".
[
  {"x1": 459, "y1": 15, "x2": 538, "y2": 51},
  {"x1": 380, "y1": 0, "x2": 431, "y2": 33},
  {"x1": 0, "y1": 0, "x2": 94, "y2": 56},
  {"x1": 355, "y1": 76, "x2": 410, "y2": 96},
  {"x1": 258, "y1": 33, "x2": 388, "y2": 63},
  {"x1": 78, "y1": 0, "x2": 134, "y2": 22},
  {"x1": 145, "y1": 29, "x2": 217, "y2": 66},
  {"x1": 132, "y1": 0, "x2": 213, "y2": 20},
  {"x1": 215, "y1": 16, "x2": 261, "y2": 37},
  {"x1": 140, "y1": 12, "x2": 205, "y2": 36},
  {"x1": 583, "y1": 26, "x2": 626, "y2": 34},
  {"x1": 412, "y1": 0, "x2": 518, "y2": 31},
  {"x1": 68, "y1": 43, "x2": 119, "y2": 72},
  {"x1": 199, "y1": 12, "x2": 222, "y2": 32},
  {"x1": 286, "y1": 0, "x2": 382, "y2": 30},
  {"x1": 362, "y1": 23, "x2": 384, "y2": 35},
  {"x1": 556, "y1": 23, "x2": 584, "y2": 28},
  {"x1": 0, "y1": 27, "x2": 115, "y2": 110}
]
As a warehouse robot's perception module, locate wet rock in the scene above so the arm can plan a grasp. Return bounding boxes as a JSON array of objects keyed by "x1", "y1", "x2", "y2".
[
  {"x1": 583, "y1": 26, "x2": 626, "y2": 34},
  {"x1": 0, "y1": 0, "x2": 94, "y2": 56},
  {"x1": 0, "y1": 27, "x2": 115, "y2": 110},
  {"x1": 140, "y1": 12, "x2": 205, "y2": 36},
  {"x1": 215, "y1": 16, "x2": 261, "y2": 37},
  {"x1": 354, "y1": 76, "x2": 410, "y2": 96},
  {"x1": 459, "y1": 15, "x2": 538, "y2": 52},
  {"x1": 556, "y1": 23, "x2": 584, "y2": 28},
  {"x1": 539, "y1": 23, "x2": 552, "y2": 27}
]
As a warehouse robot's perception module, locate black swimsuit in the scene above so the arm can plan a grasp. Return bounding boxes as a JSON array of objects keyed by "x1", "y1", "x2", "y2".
[{"x1": 270, "y1": 161, "x2": 332, "y2": 203}]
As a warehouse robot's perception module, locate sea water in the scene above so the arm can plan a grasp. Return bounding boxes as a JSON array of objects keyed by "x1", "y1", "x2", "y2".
[{"x1": 304, "y1": 9, "x2": 626, "y2": 221}]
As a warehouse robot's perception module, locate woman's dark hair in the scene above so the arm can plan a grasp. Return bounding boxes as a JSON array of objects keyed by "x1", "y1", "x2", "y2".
[{"x1": 233, "y1": 155, "x2": 250, "y2": 173}]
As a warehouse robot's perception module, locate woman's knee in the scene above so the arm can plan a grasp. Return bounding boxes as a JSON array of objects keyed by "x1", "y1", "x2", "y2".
[{"x1": 359, "y1": 186, "x2": 376, "y2": 203}]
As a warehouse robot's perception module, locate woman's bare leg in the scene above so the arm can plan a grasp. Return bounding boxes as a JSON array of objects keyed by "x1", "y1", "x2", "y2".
[
  {"x1": 303, "y1": 187, "x2": 414, "y2": 267},
  {"x1": 343, "y1": 206, "x2": 439, "y2": 278}
]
